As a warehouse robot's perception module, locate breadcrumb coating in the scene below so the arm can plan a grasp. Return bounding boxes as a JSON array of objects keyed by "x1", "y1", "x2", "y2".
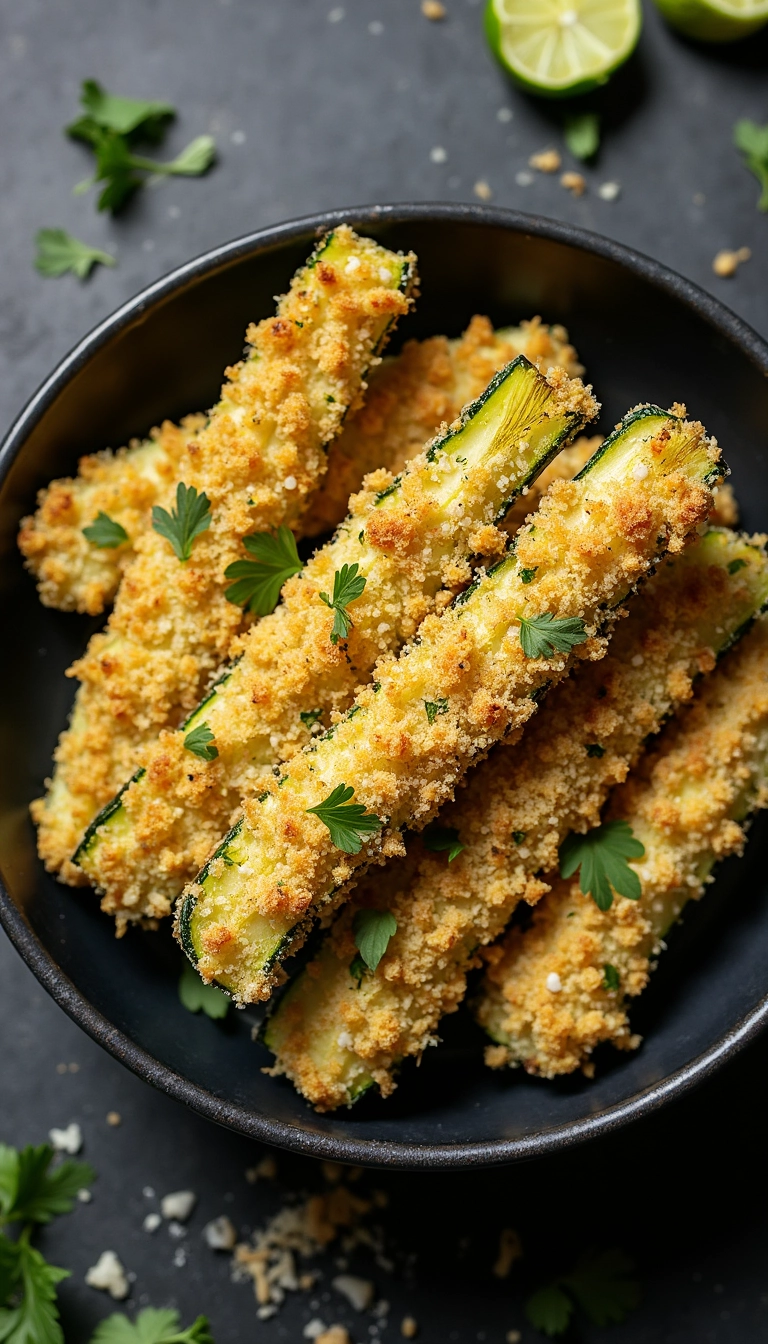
[
  {"x1": 32, "y1": 228, "x2": 415, "y2": 882},
  {"x1": 264, "y1": 528, "x2": 768, "y2": 1108},
  {"x1": 18, "y1": 315, "x2": 580, "y2": 615},
  {"x1": 477, "y1": 615, "x2": 768, "y2": 1078},
  {"x1": 78, "y1": 360, "x2": 595, "y2": 928},
  {"x1": 180, "y1": 405, "x2": 721, "y2": 1004}
]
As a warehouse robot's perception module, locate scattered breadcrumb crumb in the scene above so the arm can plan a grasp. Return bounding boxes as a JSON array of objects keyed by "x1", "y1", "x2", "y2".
[
  {"x1": 78, "y1": 1189, "x2": 92, "y2": 1204},
  {"x1": 493, "y1": 1228, "x2": 523, "y2": 1279},
  {"x1": 598, "y1": 181, "x2": 621, "y2": 201},
  {"x1": 246, "y1": 1155, "x2": 279, "y2": 1183},
  {"x1": 515, "y1": 170, "x2": 533, "y2": 186},
  {"x1": 106, "y1": 1111, "x2": 121, "y2": 1127},
  {"x1": 203, "y1": 1215, "x2": 238, "y2": 1250},
  {"x1": 316, "y1": 1329, "x2": 351, "y2": 1344},
  {"x1": 421, "y1": 0, "x2": 446, "y2": 17},
  {"x1": 529, "y1": 148, "x2": 561, "y2": 173},
  {"x1": 506, "y1": 1332, "x2": 522, "y2": 1344},
  {"x1": 303, "y1": 1323, "x2": 327, "y2": 1340},
  {"x1": 332, "y1": 1274, "x2": 375, "y2": 1311},
  {"x1": 401, "y1": 1317, "x2": 419, "y2": 1338},
  {"x1": 85, "y1": 1250, "x2": 130, "y2": 1300},
  {"x1": 430, "y1": 146, "x2": 447, "y2": 163},
  {"x1": 560, "y1": 171, "x2": 586, "y2": 197},
  {"x1": 161, "y1": 1190, "x2": 197, "y2": 1222},
  {"x1": 49, "y1": 1123, "x2": 82, "y2": 1154},
  {"x1": 473, "y1": 179, "x2": 492, "y2": 201},
  {"x1": 712, "y1": 247, "x2": 751, "y2": 278}
]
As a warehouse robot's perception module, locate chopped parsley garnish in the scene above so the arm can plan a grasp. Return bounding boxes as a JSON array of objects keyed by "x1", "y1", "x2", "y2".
[
  {"x1": 224, "y1": 525, "x2": 302, "y2": 615},
  {"x1": 734, "y1": 119, "x2": 768, "y2": 211},
  {"x1": 349, "y1": 952, "x2": 367, "y2": 987},
  {"x1": 183, "y1": 722, "x2": 218, "y2": 762},
  {"x1": 560, "y1": 820, "x2": 645, "y2": 912},
  {"x1": 152, "y1": 483, "x2": 212, "y2": 562},
  {"x1": 517, "y1": 613, "x2": 588, "y2": 660},
  {"x1": 352, "y1": 907, "x2": 397, "y2": 972},
  {"x1": 35, "y1": 229, "x2": 116, "y2": 280},
  {"x1": 424, "y1": 697, "x2": 449, "y2": 725},
  {"x1": 526, "y1": 1248, "x2": 640, "y2": 1336},
  {"x1": 728, "y1": 557, "x2": 747, "y2": 575},
  {"x1": 586, "y1": 743, "x2": 605, "y2": 758},
  {"x1": 512, "y1": 830, "x2": 526, "y2": 845},
  {"x1": 178, "y1": 962, "x2": 228, "y2": 1021},
  {"x1": 519, "y1": 567, "x2": 538, "y2": 585},
  {"x1": 82, "y1": 511, "x2": 128, "y2": 548},
  {"x1": 306, "y1": 783, "x2": 382, "y2": 854},
  {"x1": 422, "y1": 824, "x2": 464, "y2": 863},
  {"x1": 319, "y1": 563, "x2": 367, "y2": 644},
  {"x1": 299, "y1": 708, "x2": 323, "y2": 729},
  {"x1": 564, "y1": 111, "x2": 600, "y2": 161},
  {"x1": 603, "y1": 963, "x2": 620, "y2": 992},
  {"x1": 67, "y1": 79, "x2": 215, "y2": 214}
]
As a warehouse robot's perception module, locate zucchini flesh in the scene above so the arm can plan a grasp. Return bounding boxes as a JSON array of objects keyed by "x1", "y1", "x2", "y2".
[
  {"x1": 477, "y1": 613, "x2": 768, "y2": 1077},
  {"x1": 177, "y1": 404, "x2": 723, "y2": 1003},
  {"x1": 33, "y1": 226, "x2": 416, "y2": 886},
  {"x1": 76, "y1": 357, "x2": 595, "y2": 924},
  {"x1": 262, "y1": 528, "x2": 768, "y2": 1107}
]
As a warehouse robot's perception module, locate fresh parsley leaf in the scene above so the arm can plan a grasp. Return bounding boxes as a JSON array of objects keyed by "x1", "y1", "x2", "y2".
[
  {"x1": 349, "y1": 953, "x2": 367, "y2": 987},
  {"x1": 0, "y1": 1145, "x2": 94, "y2": 1227},
  {"x1": 319, "y1": 563, "x2": 367, "y2": 644},
  {"x1": 299, "y1": 708, "x2": 323, "y2": 730},
  {"x1": 152, "y1": 483, "x2": 212, "y2": 562},
  {"x1": 178, "y1": 963, "x2": 229, "y2": 1021},
  {"x1": 90, "y1": 1307, "x2": 214, "y2": 1344},
  {"x1": 734, "y1": 119, "x2": 768, "y2": 211},
  {"x1": 0, "y1": 1237, "x2": 69, "y2": 1344},
  {"x1": 563, "y1": 1249, "x2": 640, "y2": 1327},
  {"x1": 0, "y1": 1236, "x2": 20, "y2": 1305},
  {"x1": 560, "y1": 820, "x2": 645, "y2": 912},
  {"x1": 130, "y1": 137, "x2": 216, "y2": 178},
  {"x1": 82, "y1": 512, "x2": 128, "y2": 548},
  {"x1": 422, "y1": 825, "x2": 464, "y2": 863},
  {"x1": 519, "y1": 567, "x2": 538, "y2": 585},
  {"x1": 306, "y1": 783, "x2": 382, "y2": 854},
  {"x1": 183, "y1": 723, "x2": 218, "y2": 762},
  {"x1": 352, "y1": 908, "x2": 397, "y2": 972},
  {"x1": 224, "y1": 525, "x2": 302, "y2": 615},
  {"x1": 517, "y1": 613, "x2": 588, "y2": 660},
  {"x1": 564, "y1": 111, "x2": 600, "y2": 161},
  {"x1": 70, "y1": 80, "x2": 175, "y2": 140},
  {"x1": 586, "y1": 743, "x2": 605, "y2": 758},
  {"x1": 424, "y1": 697, "x2": 449, "y2": 725},
  {"x1": 525, "y1": 1283, "x2": 573, "y2": 1337},
  {"x1": 34, "y1": 230, "x2": 115, "y2": 280},
  {"x1": 603, "y1": 963, "x2": 620, "y2": 992},
  {"x1": 728, "y1": 557, "x2": 747, "y2": 575}
]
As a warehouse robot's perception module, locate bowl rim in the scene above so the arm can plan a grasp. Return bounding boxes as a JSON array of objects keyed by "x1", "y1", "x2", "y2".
[{"x1": 2, "y1": 201, "x2": 768, "y2": 1170}]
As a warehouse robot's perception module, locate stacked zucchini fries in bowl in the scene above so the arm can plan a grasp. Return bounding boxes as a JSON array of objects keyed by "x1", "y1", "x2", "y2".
[{"x1": 20, "y1": 223, "x2": 768, "y2": 1118}]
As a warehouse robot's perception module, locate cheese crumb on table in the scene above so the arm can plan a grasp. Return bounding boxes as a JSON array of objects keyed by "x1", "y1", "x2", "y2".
[
  {"x1": 332, "y1": 1273, "x2": 375, "y2": 1310},
  {"x1": 143, "y1": 1213, "x2": 162, "y2": 1233},
  {"x1": 712, "y1": 247, "x2": 751, "y2": 278},
  {"x1": 598, "y1": 180, "x2": 621, "y2": 201},
  {"x1": 49, "y1": 1122, "x2": 82, "y2": 1154},
  {"x1": 85, "y1": 1250, "x2": 130, "y2": 1300},
  {"x1": 473, "y1": 179, "x2": 492, "y2": 201},
  {"x1": 529, "y1": 149, "x2": 561, "y2": 173},
  {"x1": 202, "y1": 1215, "x2": 238, "y2": 1250},
  {"x1": 161, "y1": 1190, "x2": 197, "y2": 1221}
]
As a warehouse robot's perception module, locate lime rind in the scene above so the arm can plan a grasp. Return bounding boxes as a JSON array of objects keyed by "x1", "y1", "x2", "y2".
[
  {"x1": 652, "y1": 0, "x2": 768, "y2": 42},
  {"x1": 485, "y1": 0, "x2": 642, "y2": 99}
]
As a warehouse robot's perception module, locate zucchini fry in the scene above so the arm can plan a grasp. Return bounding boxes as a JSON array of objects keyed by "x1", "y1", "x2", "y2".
[
  {"x1": 477, "y1": 614, "x2": 768, "y2": 1077},
  {"x1": 263, "y1": 528, "x2": 768, "y2": 1108},
  {"x1": 76, "y1": 358, "x2": 596, "y2": 928},
  {"x1": 178, "y1": 403, "x2": 723, "y2": 1004},
  {"x1": 33, "y1": 227, "x2": 416, "y2": 883},
  {"x1": 18, "y1": 315, "x2": 580, "y2": 615}
]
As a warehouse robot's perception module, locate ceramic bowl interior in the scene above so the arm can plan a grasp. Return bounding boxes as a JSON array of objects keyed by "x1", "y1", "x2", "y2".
[{"x1": 2, "y1": 205, "x2": 768, "y2": 1168}]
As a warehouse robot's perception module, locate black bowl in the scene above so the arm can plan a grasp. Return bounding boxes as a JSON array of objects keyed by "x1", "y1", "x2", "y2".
[{"x1": 2, "y1": 204, "x2": 768, "y2": 1170}]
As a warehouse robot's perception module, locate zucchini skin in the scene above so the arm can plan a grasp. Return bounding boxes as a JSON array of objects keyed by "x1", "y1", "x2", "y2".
[
  {"x1": 179, "y1": 405, "x2": 723, "y2": 1005},
  {"x1": 477, "y1": 611, "x2": 768, "y2": 1077},
  {"x1": 33, "y1": 227, "x2": 416, "y2": 887},
  {"x1": 262, "y1": 528, "x2": 768, "y2": 1108},
  {"x1": 76, "y1": 357, "x2": 595, "y2": 927}
]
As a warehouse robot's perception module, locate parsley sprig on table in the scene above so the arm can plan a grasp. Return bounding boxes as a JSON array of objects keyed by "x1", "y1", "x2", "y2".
[
  {"x1": 35, "y1": 230, "x2": 116, "y2": 280},
  {"x1": 82, "y1": 512, "x2": 128, "y2": 549},
  {"x1": 351, "y1": 908, "x2": 398, "y2": 977},
  {"x1": 224, "y1": 526, "x2": 303, "y2": 615},
  {"x1": 559, "y1": 820, "x2": 645, "y2": 911},
  {"x1": 67, "y1": 79, "x2": 216, "y2": 214},
  {"x1": 306, "y1": 783, "x2": 382, "y2": 854},
  {"x1": 319, "y1": 563, "x2": 367, "y2": 644},
  {"x1": 0, "y1": 1141, "x2": 94, "y2": 1344},
  {"x1": 564, "y1": 111, "x2": 600, "y2": 161},
  {"x1": 152, "y1": 484, "x2": 212, "y2": 562},
  {"x1": 526, "y1": 1248, "x2": 640, "y2": 1337},
  {"x1": 517, "y1": 613, "x2": 588, "y2": 660},
  {"x1": 178, "y1": 962, "x2": 229, "y2": 1021},
  {"x1": 734, "y1": 119, "x2": 768, "y2": 212},
  {"x1": 92, "y1": 1309, "x2": 215, "y2": 1344}
]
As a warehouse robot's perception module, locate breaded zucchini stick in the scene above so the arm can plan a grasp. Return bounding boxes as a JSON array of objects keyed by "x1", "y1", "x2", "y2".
[
  {"x1": 18, "y1": 315, "x2": 580, "y2": 614},
  {"x1": 477, "y1": 614, "x2": 768, "y2": 1077},
  {"x1": 262, "y1": 528, "x2": 768, "y2": 1108},
  {"x1": 33, "y1": 228, "x2": 415, "y2": 883},
  {"x1": 76, "y1": 359, "x2": 596, "y2": 928},
  {"x1": 177, "y1": 403, "x2": 723, "y2": 1004}
]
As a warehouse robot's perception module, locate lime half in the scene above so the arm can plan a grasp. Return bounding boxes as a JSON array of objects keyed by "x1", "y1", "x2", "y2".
[
  {"x1": 485, "y1": 0, "x2": 642, "y2": 98},
  {"x1": 652, "y1": 0, "x2": 768, "y2": 42}
]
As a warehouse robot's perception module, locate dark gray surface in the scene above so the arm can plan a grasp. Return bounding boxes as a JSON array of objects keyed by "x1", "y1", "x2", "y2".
[{"x1": 2, "y1": 0, "x2": 768, "y2": 1339}]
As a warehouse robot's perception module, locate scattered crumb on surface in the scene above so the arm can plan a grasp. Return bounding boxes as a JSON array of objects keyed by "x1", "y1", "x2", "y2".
[
  {"x1": 529, "y1": 148, "x2": 561, "y2": 173},
  {"x1": 85, "y1": 1250, "x2": 130, "y2": 1300},
  {"x1": 506, "y1": 1332, "x2": 522, "y2": 1344},
  {"x1": 332, "y1": 1273, "x2": 375, "y2": 1311},
  {"x1": 493, "y1": 1228, "x2": 523, "y2": 1279},
  {"x1": 106, "y1": 1111, "x2": 121, "y2": 1127},
  {"x1": 161, "y1": 1190, "x2": 197, "y2": 1221},
  {"x1": 49, "y1": 1122, "x2": 82, "y2": 1154},
  {"x1": 598, "y1": 181, "x2": 621, "y2": 201},
  {"x1": 316, "y1": 1329, "x2": 351, "y2": 1344},
  {"x1": 473, "y1": 179, "x2": 492, "y2": 201},
  {"x1": 421, "y1": 0, "x2": 446, "y2": 16},
  {"x1": 560, "y1": 171, "x2": 586, "y2": 197},
  {"x1": 430, "y1": 146, "x2": 447, "y2": 163},
  {"x1": 515, "y1": 170, "x2": 533, "y2": 186},
  {"x1": 78, "y1": 1188, "x2": 92, "y2": 1204},
  {"x1": 401, "y1": 1317, "x2": 419, "y2": 1338},
  {"x1": 246, "y1": 1155, "x2": 278, "y2": 1183},
  {"x1": 712, "y1": 247, "x2": 751, "y2": 278},
  {"x1": 143, "y1": 1213, "x2": 162, "y2": 1234},
  {"x1": 203, "y1": 1215, "x2": 238, "y2": 1250}
]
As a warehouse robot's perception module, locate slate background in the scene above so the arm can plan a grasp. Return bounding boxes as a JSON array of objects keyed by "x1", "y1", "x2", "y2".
[{"x1": 1, "y1": 2, "x2": 767, "y2": 1341}]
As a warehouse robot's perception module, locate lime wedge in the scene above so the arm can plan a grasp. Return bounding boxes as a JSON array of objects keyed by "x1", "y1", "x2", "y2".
[
  {"x1": 652, "y1": 0, "x2": 768, "y2": 41},
  {"x1": 485, "y1": 0, "x2": 642, "y2": 98}
]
